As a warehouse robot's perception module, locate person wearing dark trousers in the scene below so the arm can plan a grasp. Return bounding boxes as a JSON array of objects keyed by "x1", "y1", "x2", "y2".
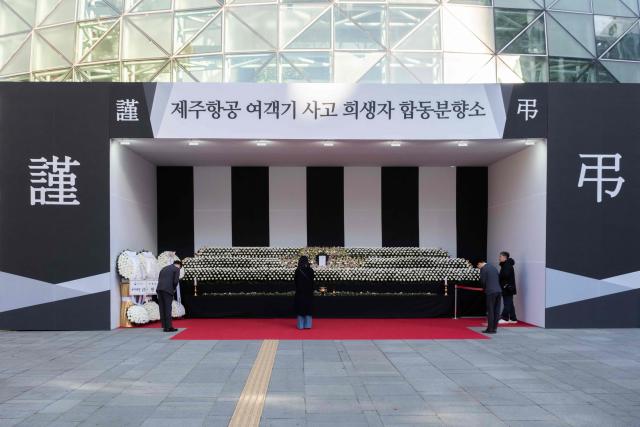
[
  {"x1": 477, "y1": 260, "x2": 501, "y2": 334},
  {"x1": 498, "y1": 251, "x2": 518, "y2": 324},
  {"x1": 156, "y1": 260, "x2": 182, "y2": 332},
  {"x1": 294, "y1": 256, "x2": 315, "y2": 330}
]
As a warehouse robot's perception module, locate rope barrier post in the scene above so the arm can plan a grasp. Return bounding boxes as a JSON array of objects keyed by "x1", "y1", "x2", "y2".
[
  {"x1": 194, "y1": 278, "x2": 198, "y2": 297},
  {"x1": 454, "y1": 282, "x2": 458, "y2": 320}
]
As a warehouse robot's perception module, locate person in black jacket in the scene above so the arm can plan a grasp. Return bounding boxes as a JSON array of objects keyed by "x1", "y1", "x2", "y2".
[
  {"x1": 156, "y1": 260, "x2": 182, "y2": 332},
  {"x1": 477, "y1": 260, "x2": 501, "y2": 334},
  {"x1": 498, "y1": 251, "x2": 518, "y2": 324},
  {"x1": 294, "y1": 256, "x2": 315, "y2": 330}
]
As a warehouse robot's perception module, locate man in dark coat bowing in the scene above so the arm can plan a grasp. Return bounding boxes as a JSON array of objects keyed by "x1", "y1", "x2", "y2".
[
  {"x1": 477, "y1": 260, "x2": 501, "y2": 334},
  {"x1": 156, "y1": 260, "x2": 182, "y2": 332}
]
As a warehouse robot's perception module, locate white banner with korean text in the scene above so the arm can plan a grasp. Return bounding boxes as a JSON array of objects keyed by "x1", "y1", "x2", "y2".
[{"x1": 149, "y1": 83, "x2": 509, "y2": 140}]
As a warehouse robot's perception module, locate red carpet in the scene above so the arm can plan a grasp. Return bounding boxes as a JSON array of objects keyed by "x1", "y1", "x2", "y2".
[{"x1": 140, "y1": 318, "x2": 532, "y2": 340}]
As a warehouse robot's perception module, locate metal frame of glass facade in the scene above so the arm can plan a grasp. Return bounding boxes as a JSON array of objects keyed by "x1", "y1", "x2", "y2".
[{"x1": 1, "y1": 0, "x2": 640, "y2": 83}]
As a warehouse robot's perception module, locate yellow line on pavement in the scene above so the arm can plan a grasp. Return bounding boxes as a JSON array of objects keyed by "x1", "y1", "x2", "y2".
[{"x1": 228, "y1": 339, "x2": 279, "y2": 427}]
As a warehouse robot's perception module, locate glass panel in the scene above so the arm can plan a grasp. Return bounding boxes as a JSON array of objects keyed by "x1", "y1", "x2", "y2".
[
  {"x1": 592, "y1": 0, "x2": 636, "y2": 17},
  {"x1": 502, "y1": 15, "x2": 546, "y2": 54},
  {"x1": 0, "y1": 32, "x2": 29, "y2": 70},
  {"x1": 498, "y1": 54, "x2": 548, "y2": 82},
  {"x1": 128, "y1": 13, "x2": 173, "y2": 54},
  {"x1": 334, "y1": 51, "x2": 384, "y2": 82},
  {"x1": 595, "y1": 62, "x2": 617, "y2": 82},
  {"x1": 225, "y1": 53, "x2": 277, "y2": 82},
  {"x1": 549, "y1": 0, "x2": 591, "y2": 13},
  {"x1": 0, "y1": 73, "x2": 30, "y2": 81},
  {"x1": 0, "y1": 2, "x2": 31, "y2": 36},
  {"x1": 388, "y1": 7, "x2": 434, "y2": 48},
  {"x1": 548, "y1": 57, "x2": 597, "y2": 82},
  {"x1": 33, "y1": 68, "x2": 72, "y2": 81},
  {"x1": 604, "y1": 22, "x2": 640, "y2": 60},
  {"x1": 280, "y1": 5, "x2": 328, "y2": 48},
  {"x1": 174, "y1": 10, "x2": 218, "y2": 53},
  {"x1": 38, "y1": 23, "x2": 76, "y2": 64},
  {"x1": 123, "y1": 60, "x2": 168, "y2": 81},
  {"x1": 3, "y1": 0, "x2": 37, "y2": 26},
  {"x1": 0, "y1": 34, "x2": 30, "y2": 75},
  {"x1": 494, "y1": 9, "x2": 542, "y2": 51},
  {"x1": 280, "y1": 52, "x2": 331, "y2": 82},
  {"x1": 76, "y1": 62, "x2": 121, "y2": 81},
  {"x1": 175, "y1": 55, "x2": 223, "y2": 81},
  {"x1": 547, "y1": 15, "x2": 592, "y2": 58},
  {"x1": 281, "y1": 0, "x2": 331, "y2": 3},
  {"x1": 78, "y1": 0, "x2": 123, "y2": 20},
  {"x1": 41, "y1": 0, "x2": 76, "y2": 26},
  {"x1": 550, "y1": 11, "x2": 595, "y2": 55},
  {"x1": 335, "y1": 4, "x2": 386, "y2": 50},
  {"x1": 443, "y1": 52, "x2": 493, "y2": 83},
  {"x1": 358, "y1": 55, "x2": 387, "y2": 83},
  {"x1": 392, "y1": 52, "x2": 442, "y2": 83},
  {"x1": 595, "y1": 15, "x2": 636, "y2": 57},
  {"x1": 130, "y1": 0, "x2": 172, "y2": 12},
  {"x1": 175, "y1": 0, "x2": 220, "y2": 9},
  {"x1": 179, "y1": 14, "x2": 222, "y2": 55},
  {"x1": 448, "y1": 0, "x2": 491, "y2": 5},
  {"x1": 468, "y1": 56, "x2": 497, "y2": 83},
  {"x1": 389, "y1": 0, "x2": 438, "y2": 4},
  {"x1": 395, "y1": 9, "x2": 440, "y2": 50},
  {"x1": 620, "y1": 0, "x2": 639, "y2": 15},
  {"x1": 123, "y1": 14, "x2": 172, "y2": 59},
  {"x1": 447, "y1": 4, "x2": 494, "y2": 50},
  {"x1": 32, "y1": 31, "x2": 72, "y2": 71},
  {"x1": 287, "y1": 9, "x2": 331, "y2": 49},
  {"x1": 36, "y1": 0, "x2": 61, "y2": 25},
  {"x1": 600, "y1": 59, "x2": 640, "y2": 82},
  {"x1": 443, "y1": 8, "x2": 491, "y2": 53},
  {"x1": 78, "y1": 20, "x2": 119, "y2": 62},
  {"x1": 225, "y1": 5, "x2": 277, "y2": 51},
  {"x1": 494, "y1": 0, "x2": 542, "y2": 9}
]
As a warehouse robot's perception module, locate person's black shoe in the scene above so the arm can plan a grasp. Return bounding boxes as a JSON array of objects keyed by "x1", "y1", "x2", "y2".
[
  {"x1": 482, "y1": 329, "x2": 496, "y2": 334},
  {"x1": 164, "y1": 328, "x2": 178, "y2": 332}
]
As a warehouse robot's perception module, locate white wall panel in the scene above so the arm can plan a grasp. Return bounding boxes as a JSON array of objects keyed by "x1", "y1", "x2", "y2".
[
  {"x1": 488, "y1": 143, "x2": 547, "y2": 327},
  {"x1": 344, "y1": 167, "x2": 382, "y2": 247},
  {"x1": 419, "y1": 167, "x2": 457, "y2": 256},
  {"x1": 194, "y1": 166, "x2": 232, "y2": 250},
  {"x1": 110, "y1": 144, "x2": 157, "y2": 329},
  {"x1": 269, "y1": 167, "x2": 307, "y2": 247}
]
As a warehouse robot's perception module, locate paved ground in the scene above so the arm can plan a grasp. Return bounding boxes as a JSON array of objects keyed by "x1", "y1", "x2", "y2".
[{"x1": 1, "y1": 326, "x2": 640, "y2": 427}]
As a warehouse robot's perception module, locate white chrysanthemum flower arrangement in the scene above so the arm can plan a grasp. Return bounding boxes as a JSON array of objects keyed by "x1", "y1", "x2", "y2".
[
  {"x1": 143, "y1": 301, "x2": 160, "y2": 321},
  {"x1": 127, "y1": 305, "x2": 150, "y2": 324},
  {"x1": 172, "y1": 300, "x2": 186, "y2": 318}
]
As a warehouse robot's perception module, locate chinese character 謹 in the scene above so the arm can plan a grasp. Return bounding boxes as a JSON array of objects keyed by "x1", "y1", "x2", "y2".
[
  {"x1": 516, "y1": 98, "x2": 538, "y2": 121},
  {"x1": 577, "y1": 153, "x2": 625, "y2": 203},
  {"x1": 116, "y1": 99, "x2": 140, "y2": 122},
  {"x1": 29, "y1": 156, "x2": 81, "y2": 206}
]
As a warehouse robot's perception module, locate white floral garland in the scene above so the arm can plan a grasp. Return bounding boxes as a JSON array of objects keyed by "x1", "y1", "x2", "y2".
[
  {"x1": 117, "y1": 250, "x2": 144, "y2": 280},
  {"x1": 143, "y1": 301, "x2": 160, "y2": 321},
  {"x1": 172, "y1": 300, "x2": 186, "y2": 318},
  {"x1": 138, "y1": 251, "x2": 159, "y2": 280},
  {"x1": 127, "y1": 305, "x2": 150, "y2": 324}
]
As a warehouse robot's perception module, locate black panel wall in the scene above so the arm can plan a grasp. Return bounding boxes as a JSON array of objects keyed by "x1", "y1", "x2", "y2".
[
  {"x1": 381, "y1": 167, "x2": 419, "y2": 247},
  {"x1": 456, "y1": 167, "x2": 488, "y2": 264},
  {"x1": 307, "y1": 167, "x2": 344, "y2": 246},
  {"x1": 231, "y1": 167, "x2": 270, "y2": 246},
  {"x1": 157, "y1": 166, "x2": 195, "y2": 258}
]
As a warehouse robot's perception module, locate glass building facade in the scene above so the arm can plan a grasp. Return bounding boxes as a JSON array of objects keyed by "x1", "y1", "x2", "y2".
[{"x1": 1, "y1": 0, "x2": 640, "y2": 83}]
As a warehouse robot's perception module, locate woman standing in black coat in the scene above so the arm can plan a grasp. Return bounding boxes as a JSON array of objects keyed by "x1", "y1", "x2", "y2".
[
  {"x1": 294, "y1": 256, "x2": 315, "y2": 329},
  {"x1": 498, "y1": 251, "x2": 518, "y2": 323}
]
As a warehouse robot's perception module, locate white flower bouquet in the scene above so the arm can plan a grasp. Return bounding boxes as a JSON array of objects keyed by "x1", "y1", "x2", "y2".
[
  {"x1": 126, "y1": 305, "x2": 150, "y2": 324},
  {"x1": 117, "y1": 250, "x2": 144, "y2": 280},
  {"x1": 172, "y1": 300, "x2": 186, "y2": 318},
  {"x1": 143, "y1": 301, "x2": 160, "y2": 321}
]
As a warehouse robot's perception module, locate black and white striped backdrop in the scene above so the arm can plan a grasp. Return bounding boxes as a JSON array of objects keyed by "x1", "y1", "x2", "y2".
[{"x1": 157, "y1": 166, "x2": 487, "y2": 262}]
